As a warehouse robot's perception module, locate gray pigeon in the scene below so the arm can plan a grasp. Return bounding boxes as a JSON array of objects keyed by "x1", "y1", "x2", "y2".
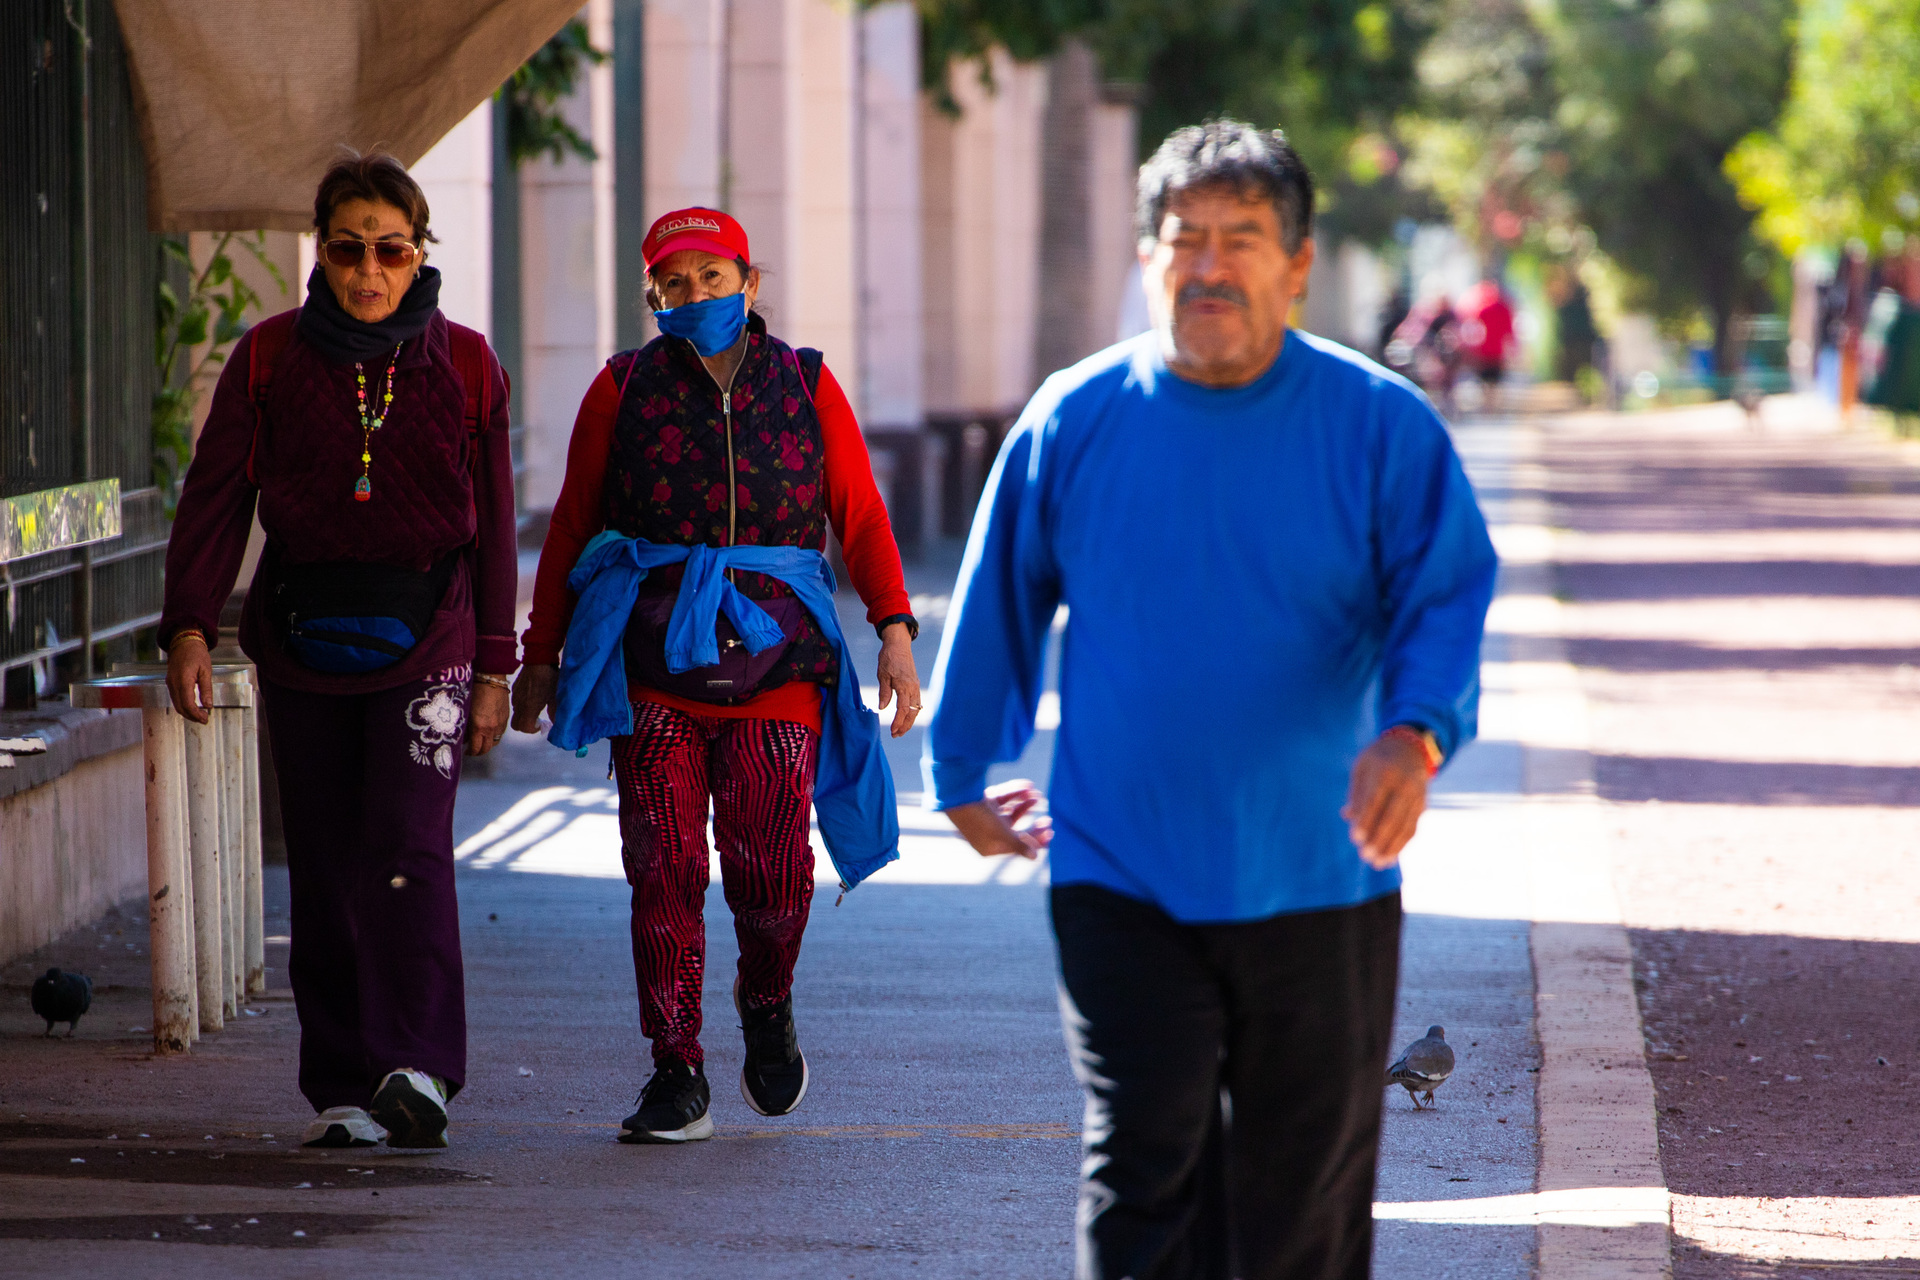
[
  {"x1": 30, "y1": 968, "x2": 92, "y2": 1038},
  {"x1": 1386, "y1": 1025, "x2": 1455, "y2": 1109}
]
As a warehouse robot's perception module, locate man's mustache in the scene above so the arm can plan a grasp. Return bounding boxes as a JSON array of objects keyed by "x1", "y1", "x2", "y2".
[{"x1": 1177, "y1": 281, "x2": 1248, "y2": 307}]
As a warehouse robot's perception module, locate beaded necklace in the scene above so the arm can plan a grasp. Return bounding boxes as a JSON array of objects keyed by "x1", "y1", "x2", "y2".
[{"x1": 352, "y1": 343, "x2": 402, "y2": 501}]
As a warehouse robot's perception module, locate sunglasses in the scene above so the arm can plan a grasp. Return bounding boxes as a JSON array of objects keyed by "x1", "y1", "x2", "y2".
[{"x1": 321, "y1": 238, "x2": 421, "y2": 269}]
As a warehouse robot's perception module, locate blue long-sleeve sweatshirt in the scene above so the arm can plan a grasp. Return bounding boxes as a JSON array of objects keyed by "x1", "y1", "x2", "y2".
[{"x1": 925, "y1": 329, "x2": 1497, "y2": 924}]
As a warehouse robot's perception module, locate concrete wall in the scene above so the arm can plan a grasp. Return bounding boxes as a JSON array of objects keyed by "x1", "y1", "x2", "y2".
[{"x1": 0, "y1": 743, "x2": 144, "y2": 967}]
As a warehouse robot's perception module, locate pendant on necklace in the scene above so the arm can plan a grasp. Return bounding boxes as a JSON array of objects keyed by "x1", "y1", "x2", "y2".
[{"x1": 354, "y1": 476, "x2": 372, "y2": 502}]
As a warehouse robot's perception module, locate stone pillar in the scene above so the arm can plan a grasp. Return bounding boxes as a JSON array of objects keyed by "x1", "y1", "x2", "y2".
[
  {"x1": 783, "y1": 0, "x2": 858, "y2": 393},
  {"x1": 922, "y1": 49, "x2": 1047, "y2": 421},
  {"x1": 645, "y1": 0, "x2": 724, "y2": 218},
  {"x1": 411, "y1": 103, "x2": 493, "y2": 336},
  {"x1": 1035, "y1": 41, "x2": 1138, "y2": 383},
  {"x1": 520, "y1": 1, "x2": 616, "y2": 511},
  {"x1": 728, "y1": 0, "x2": 790, "y2": 299},
  {"x1": 859, "y1": 2, "x2": 923, "y2": 432}
]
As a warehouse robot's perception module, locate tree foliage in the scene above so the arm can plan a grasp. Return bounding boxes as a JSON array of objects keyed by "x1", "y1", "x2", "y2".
[
  {"x1": 497, "y1": 20, "x2": 608, "y2": 168},
  {"x1": 153, "y1": 233, "x2": 285, "y2": 514},
  {"x1": 1397, "y1": 0, "x2": 1793, "y2": 365},
  {"x1": 914, "y1": 1, "x2": 1438, "y2": 178},
  {"x1": 1728, "y1": 0, "x2": 1920, "y2": 255},
  {"x1": 912, "y1": 0, "x2": 1799, "y2": 367},
  {"x1": 1543, "y1": 0, "x2": 1795, "y2": 356}
]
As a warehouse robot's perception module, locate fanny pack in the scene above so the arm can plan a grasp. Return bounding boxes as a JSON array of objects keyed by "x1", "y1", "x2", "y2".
[
  {"x1": 623, "y1": 583, "x2": 806, "y2": 704},
  {"x1": 269, "y1": 554, "x2": 457, "y2": 675}
]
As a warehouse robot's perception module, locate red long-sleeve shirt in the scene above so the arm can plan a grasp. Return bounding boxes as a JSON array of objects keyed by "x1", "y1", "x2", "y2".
[{"x1": 522, "y1": 360, "x2": 911, "y2": 731}]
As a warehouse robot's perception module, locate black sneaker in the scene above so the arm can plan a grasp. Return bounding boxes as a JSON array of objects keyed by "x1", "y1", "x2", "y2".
[
  {"x1": 735, "y1": 981, "x2": 809, "y2": 1117},
  {"x1": 619, "y1": 1061, "x2": 713, "y2": 1144}
]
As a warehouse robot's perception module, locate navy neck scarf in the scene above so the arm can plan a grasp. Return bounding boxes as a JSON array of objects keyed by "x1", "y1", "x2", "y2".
[{"x1": 296, "y1": 263, "x2": 442, "y2": 365}]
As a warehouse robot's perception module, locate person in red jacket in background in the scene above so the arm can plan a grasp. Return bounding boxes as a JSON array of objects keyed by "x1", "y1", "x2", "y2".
[
  {"x1": 511, "y1": 208, "x2": 919, "y2": 1144},
  {"x1": 1457, "y1": 276, "x2": 1516, "y2": 411}
]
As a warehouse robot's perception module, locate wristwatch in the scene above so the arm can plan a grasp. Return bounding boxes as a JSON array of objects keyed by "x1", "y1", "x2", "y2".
[
  {"x1": 1383, "y1": 724, "x2": 1443, "y2": 777},
  {"x1": 875, "y1": 613, "x2": 919, "y2": 642}
]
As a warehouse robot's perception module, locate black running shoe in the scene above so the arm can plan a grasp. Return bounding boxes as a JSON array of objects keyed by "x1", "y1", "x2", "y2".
[
  {"x1": 619, "y1": 1061, "x2": 713, "y2": 1144},
  {"x1": 735, "y1": 981, "x2": 809, "y2": 1117}
]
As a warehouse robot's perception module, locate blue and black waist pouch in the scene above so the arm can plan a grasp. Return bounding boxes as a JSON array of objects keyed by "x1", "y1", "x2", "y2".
[{"x1": 268, "y1": 553, "x2": 456, "y2": 675}]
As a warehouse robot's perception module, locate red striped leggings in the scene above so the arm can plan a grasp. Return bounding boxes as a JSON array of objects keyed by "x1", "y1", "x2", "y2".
[{"x1": 611, "y1": 700, "x2": 819, "y2": 1069}]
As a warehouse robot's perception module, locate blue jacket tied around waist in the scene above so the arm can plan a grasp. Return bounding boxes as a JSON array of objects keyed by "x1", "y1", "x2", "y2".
[{"x1": 548, "y1": 532, "x2": 900, "y2": 892}]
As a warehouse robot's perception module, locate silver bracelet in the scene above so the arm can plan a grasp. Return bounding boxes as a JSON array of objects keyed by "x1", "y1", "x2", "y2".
[{"x1": 473, "y1": 673, "x2": 512, "y2": 691}]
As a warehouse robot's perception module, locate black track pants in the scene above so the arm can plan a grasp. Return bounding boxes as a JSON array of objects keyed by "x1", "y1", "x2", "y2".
[{"x1": 1050, "y1": 885, "x2": 1402, "y2": 1280}]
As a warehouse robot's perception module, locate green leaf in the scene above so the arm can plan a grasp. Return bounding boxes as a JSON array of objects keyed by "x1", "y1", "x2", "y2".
[{"x1": 176, "y1": 310, "x2": 209, "y2": 348}]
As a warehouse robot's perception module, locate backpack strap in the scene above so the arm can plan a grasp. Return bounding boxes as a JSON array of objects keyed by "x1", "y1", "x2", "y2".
[
  {"x1": 794, "y1": 346, "x2": 824, "y2": 408},
  {"x1": 446, "y1": 321, "x2": 501, "y2": 475},
  {"x1": 244, "y1": 309, "x2": 300, "y2": 487},
  {"x1": 610, "y1": 348, "x2": 643, "y2": 403}
]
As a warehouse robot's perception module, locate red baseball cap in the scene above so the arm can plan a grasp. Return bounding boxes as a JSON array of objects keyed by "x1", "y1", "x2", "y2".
[{"x1": 642, "y1": 207, "x2": 750, "y2": 269}]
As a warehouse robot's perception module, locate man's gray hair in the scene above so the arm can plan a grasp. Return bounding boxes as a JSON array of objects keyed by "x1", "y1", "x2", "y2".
[{"x1": 1135, "y1": 120, "x2": 1315, "y2": 254}]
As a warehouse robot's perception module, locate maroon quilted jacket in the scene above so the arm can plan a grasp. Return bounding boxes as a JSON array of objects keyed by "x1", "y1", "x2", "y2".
[{"x1": 159, "y1": 310, "x2": 519, "y2": 693}]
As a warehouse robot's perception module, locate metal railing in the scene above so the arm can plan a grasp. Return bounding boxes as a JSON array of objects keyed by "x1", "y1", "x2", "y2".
[{"x1": 0, "y1": 1, "x2": 163, "y2": 692}]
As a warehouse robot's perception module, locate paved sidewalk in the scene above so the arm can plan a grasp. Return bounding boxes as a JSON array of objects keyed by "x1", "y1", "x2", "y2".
[
  {"x1": 1536, "y1": 402, "x2": 1920, "y2": 1277},
  {"x1": 1, "y1": 419, "x2": 1554, "y2": 1277}
]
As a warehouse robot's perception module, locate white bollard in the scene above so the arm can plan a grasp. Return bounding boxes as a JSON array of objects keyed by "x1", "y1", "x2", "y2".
[
  {"x1": 182, "y1": 714, "x2": 227, "y2": 1032},
  {"x1": 71, "y1": 678, "x2": 198, "y2": 1053},
  {"x1": 79, "y1": 667, "x2": 261, "y2": 1050},
  {"x1": 241, "y1": 702, "x2": 265, "y2": 996},
  {"x1": 143, "y1": 704, "x2": 196, "y2": 1052},
  {"x1": 217, "y1": 709, "x2": 245, "y2": 1015}
]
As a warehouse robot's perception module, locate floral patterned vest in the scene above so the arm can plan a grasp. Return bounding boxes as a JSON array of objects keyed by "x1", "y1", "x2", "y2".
[{"x1": 605, "y1": 312, "x2": 839, "y2": 696}]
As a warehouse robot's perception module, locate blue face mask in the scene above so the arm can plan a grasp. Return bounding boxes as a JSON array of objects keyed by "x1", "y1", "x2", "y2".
[{"x1": 654, "y1": 292, "x2": 749, "y2": 357}]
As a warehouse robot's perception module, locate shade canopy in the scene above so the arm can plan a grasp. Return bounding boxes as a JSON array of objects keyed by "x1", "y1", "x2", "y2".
[{"x1": 112, "y1": 0, "x2": 586, "y2": 232}]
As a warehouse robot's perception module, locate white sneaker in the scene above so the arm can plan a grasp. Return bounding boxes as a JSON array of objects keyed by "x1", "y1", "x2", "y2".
[
  {"x1": 302, "y1": 1106, "x2": 387, "y2": 1148},
  {"x1": 371, "y1": 1069, "x2": 450, "y2": 1149}
]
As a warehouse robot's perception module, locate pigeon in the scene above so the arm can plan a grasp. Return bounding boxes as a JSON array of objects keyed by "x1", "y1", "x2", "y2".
[
  {"x1": 31, "y1": 968, "x2": 92, "y2": 1038},
  {"x1": 1386, "y1": 1025, "x2": 1455, "y2": 1109}
]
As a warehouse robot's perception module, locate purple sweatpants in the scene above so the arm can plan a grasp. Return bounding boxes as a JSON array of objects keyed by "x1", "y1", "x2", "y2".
[{"x1": 261, "y1": 664, "x2": 471, "y2": 1111}]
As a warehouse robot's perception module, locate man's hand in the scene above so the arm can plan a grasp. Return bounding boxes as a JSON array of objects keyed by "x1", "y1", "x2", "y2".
[
  {"x1": 875, "y1": 622, "x2": 922, "y2": 738},
  {"x1": 466, "y1": 681, "x2": 510, "y2": 756},
  {"x1": 942, "y1": 778, "x2": 1053, "y2": 860},
  {"x1": 511, "y1": 663, "x2": 558, "y2": 734},
  {"x1": 1342, "y1": 732, "x2": 1431, "y2": 869},
  {"x1": 165, "y1": 634, "x2": 214, "y2": 725}
]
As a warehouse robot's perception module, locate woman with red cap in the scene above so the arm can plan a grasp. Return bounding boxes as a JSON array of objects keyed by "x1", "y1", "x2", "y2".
[{"x1": 511, "y1": 208, "x2": 919, "y2": 1143}]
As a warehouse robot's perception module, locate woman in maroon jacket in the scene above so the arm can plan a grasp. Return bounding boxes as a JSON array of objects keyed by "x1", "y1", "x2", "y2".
[
  {"x1": 160, "y1": 152, "x2": 517, "y2": 1152},
  {"x1": 512, "y1": 207, "x2": 918, "y2": 1144}
]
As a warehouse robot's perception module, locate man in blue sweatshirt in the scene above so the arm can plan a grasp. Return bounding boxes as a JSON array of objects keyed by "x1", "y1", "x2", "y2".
[{"x1": 926, "y1": 121, "x2": 1497, "y2": 1280}]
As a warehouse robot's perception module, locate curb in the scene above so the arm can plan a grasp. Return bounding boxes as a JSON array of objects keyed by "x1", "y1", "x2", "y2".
[{"x1": 1508, "y1": 421, "x2": 1672, "y2": 1278}]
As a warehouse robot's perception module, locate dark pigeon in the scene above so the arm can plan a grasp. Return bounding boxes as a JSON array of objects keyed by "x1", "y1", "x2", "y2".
[
  {"x1": 30, "y1": 968, "x2": 92, "y2": 1038},
  {"x1": 1386, "y1": 1024, "x2": 1455, "y2": 1109}
]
